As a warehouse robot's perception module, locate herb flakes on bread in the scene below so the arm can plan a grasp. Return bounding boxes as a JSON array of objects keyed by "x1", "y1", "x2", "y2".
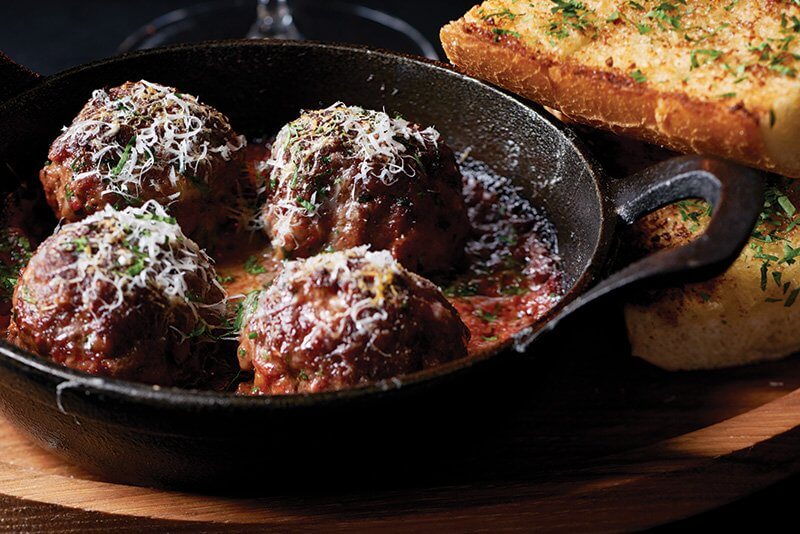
[
  {"x1": 624, "y1": 181, "x2": 800, "y2": 370},
  {"x1": 441, "y1": 0, "x2": 800, "y2": 177}
]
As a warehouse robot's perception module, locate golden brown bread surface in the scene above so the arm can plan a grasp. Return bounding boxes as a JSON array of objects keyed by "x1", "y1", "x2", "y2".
[
  {"x1": 441, "y1": 1, "x2": 800, "y2": 177},
  {"x1": 624, "y1": 183, "x2": 800, "y2": 370}
]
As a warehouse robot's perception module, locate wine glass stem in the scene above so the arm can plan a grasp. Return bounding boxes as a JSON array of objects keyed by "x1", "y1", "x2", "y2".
[{"x1": 249, "y1": 0, "x2": 302, "y2": 40}]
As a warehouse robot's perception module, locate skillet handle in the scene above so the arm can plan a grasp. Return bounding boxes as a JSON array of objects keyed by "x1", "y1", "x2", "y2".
[
  {"x1": 0, "y1": 51, "x2": 41, "y2": 103},
  {"x1": 512, "y1": 155, "x2": 764, "y2": 352}
]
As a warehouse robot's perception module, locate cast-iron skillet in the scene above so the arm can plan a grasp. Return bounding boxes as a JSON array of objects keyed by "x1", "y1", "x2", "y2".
[{"x1": 0, "y1": 41, "x2": 763, "y2": 489}]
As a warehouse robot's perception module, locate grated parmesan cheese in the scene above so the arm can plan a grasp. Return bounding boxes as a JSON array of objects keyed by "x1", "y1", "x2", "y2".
[
  {"x1": 262, "y1": 103, "x2": 441, "y2": 249},
  {"x1": 245, "y1": 246, "x2": 414, "y2": 357},
  {"x1": 53, "y1": 80, "x2": 245, "y2": 204},
  {"x1": 41, "y1": 200, "x2": 226, "y2": 339}
]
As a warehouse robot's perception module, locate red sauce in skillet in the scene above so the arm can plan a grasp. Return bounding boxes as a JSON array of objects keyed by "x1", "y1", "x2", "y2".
[
  {"x1": 0, "y1": 145, "x2": 564, "y2": 388},
  {"x1": 213, "y1": 148, "x2": 564, "y2": 359}
]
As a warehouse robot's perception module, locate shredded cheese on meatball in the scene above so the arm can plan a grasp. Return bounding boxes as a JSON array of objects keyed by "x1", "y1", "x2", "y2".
[
  {"x1": 263, "y1": 103, "x2": 441, "y2": 248},
  {"x1": 285, "y1": 246, "x2": 401, "y2": 302},
  {"x1": 252, "y1": 247, "x2": 412, "y2": 355},
  {"x1": 268, "y1": 102, "x2": 440, "y2": 189},
  {"x1": 58, "y1": 80, "x2": 245, "y2": 202},
  {"x1": 48, "y1": 200, "x2": 225, "y2": 333}
]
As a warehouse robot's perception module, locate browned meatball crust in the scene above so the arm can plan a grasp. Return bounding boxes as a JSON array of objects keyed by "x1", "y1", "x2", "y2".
[
  {"x1": 261, "y1": 103, "x2": 468, "y2": 273},
  {"x1": 8, "y1": 201, "x2": 227, "y2": 386},
  {"x1": 40, "y1": 80, "x2": 245, "y2": 237},
  {"x1": 238, "y1": 247, "x2": 469, "y2": 394}
]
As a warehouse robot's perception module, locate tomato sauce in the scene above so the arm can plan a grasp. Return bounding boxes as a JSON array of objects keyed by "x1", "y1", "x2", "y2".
[
  {"x1": 212, "y1": 150, "x2": 564, "y2": 358},
  {"x1": 0, "y1": 145, "x2": 564, "y2": 383}
]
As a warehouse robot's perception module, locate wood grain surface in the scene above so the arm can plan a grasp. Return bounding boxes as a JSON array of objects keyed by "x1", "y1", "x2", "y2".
[{"x1": 1, "y1": 131, "x2": 792, "y2": 532}]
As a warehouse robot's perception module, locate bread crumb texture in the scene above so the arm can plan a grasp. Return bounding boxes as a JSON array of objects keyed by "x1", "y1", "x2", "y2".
[
  {"x1": 624, "y1": 181, "x2": 800, "y2": 370},
  {"x1": 442, "y1": 0, "x2": 800, "y2": 176}
]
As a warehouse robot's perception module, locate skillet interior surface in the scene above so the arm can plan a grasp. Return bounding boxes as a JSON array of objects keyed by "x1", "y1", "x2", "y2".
[{"x1": 0, "y1": 41, "x2": 608, "y2": 487}]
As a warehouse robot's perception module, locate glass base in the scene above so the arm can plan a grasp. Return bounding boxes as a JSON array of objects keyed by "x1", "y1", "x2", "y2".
[{"x1": 119, "y1": 0, "x2": 438, "y2": 59}]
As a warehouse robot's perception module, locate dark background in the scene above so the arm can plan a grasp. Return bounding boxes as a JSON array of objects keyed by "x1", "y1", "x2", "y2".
[
  {"x1": 0, "y1": 0, "x2": 797, "y2": 529},
  {"x1": 0, "y1": 1, "x2": 475, "y2": 75}
]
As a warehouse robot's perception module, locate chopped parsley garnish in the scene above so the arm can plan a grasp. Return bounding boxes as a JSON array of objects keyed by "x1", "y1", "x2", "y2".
[
  {"x1": 244, "y1": 255, "x2": 267, "y2": 275},
  {"x1": 499, "y1": 230, "x2": 518, "y2": 246},
  {"x1": 630, "y1": 69, "x2": 647, "y2": 83},
  {"x1": 548, "y1": 0, "x2": 595, "y2": 40},
  {"x1": 136, "y1": 212, "x2": 177, "y2": 225},
  {"x1": 0, "y1": 230, "x2": 32, "y2": 302},
  {"x1": 125, "y1": 255, "x2": 146, "y2": 277},
  {"x1": 677, "y1": 199, "x2": 712, "y2": 232},
  {"x1": 492, "y1": 28, "x2": 521, "y2": 40},
  {"x1": 690, "y1": 49, "x2": 723, "y2": 70},
  {"x1": 748, "y1": 40, "x2": 799, "y2": 79},
  {"x1": 745, "y1": 183, "x2": 800, "y2": 297},
  {"x1": 779, "y1": 242, "x2": 800, "y2": 265},
  {"x1": 70, "y1": 236, "x2": 89, "y2": 251},
  {"x1": 481, "y1": 8, "x2": 520, "y2": 21},
  {"x1": 500, "y1": 284, "x2": 528, "y2": 296},
  {"x1": 790, "y1": 15, "x2": 800, "y2": 33},
  {"x1": 188, "y1": 324, "x2": 210, "y2": 339},
  {"x1": 443, "y1": 282, "x2": 479, "y2": 298},
  {"x1": 474, "y1": 308, "x2": 498, "y2": 323},
  {"x1": 646, "y1": 2, "x2": 684, "y2": 31},
  {"x1": 778, "y1": 194, "x2": 797, "y2": 218},
  {"x1": 111, "y1": 136, "x2": 136, "y2": 176},
  {"x1": 232, "y1": 290, "x2": 261, "y2": 332},
  {"x1": 787, "y1": 287, "x2": 800, "y2": 307},
  {"x1": 296, "y1": 197, "x2": 316, "y2": 213}
]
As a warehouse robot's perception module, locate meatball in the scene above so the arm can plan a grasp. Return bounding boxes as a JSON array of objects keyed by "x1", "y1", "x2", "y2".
[
  {"x1": 261, "y1": 103, "x2": 468, "y2": 273},
  {"x1": 40, "y1": 80, "x2": 245, "y2": 237},
  {"x1": 238, "y1": 247, "x2": 469, "y2": 394},
  {"x1": 8, "y1": 201, "x2": 227, "y2": 386}
]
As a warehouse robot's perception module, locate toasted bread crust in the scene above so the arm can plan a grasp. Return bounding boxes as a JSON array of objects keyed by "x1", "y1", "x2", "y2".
[{"x1": 441, "y1": 4, "x2": 800, "y2": 177}]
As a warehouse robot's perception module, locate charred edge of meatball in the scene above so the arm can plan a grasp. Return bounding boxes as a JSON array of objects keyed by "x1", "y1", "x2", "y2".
[
  {"x1": 259, "y1": 103, "x2": 469, "y2": 272},
  {"x1": 41, "y1": 80, "x2": 246, "y2": 228},
  {"x1": 8, "y1": 200, "x2": 228, "y2": 386},
  {"x1": 237, "y1": 246, "x2": 470, "y2": 395}
]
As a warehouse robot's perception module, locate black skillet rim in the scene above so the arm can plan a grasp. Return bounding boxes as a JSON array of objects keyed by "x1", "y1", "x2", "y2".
[{"x1": 0, "y1": 39, "x2": 613, "y2": 412}]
